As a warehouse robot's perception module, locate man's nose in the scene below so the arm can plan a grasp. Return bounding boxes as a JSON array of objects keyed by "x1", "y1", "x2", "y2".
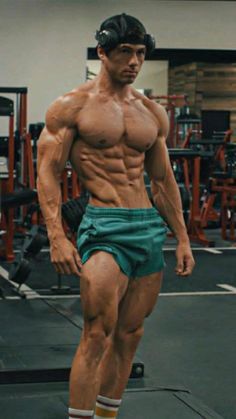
[{"x1": 129, "y1": 53, "x2": 139, "y2": 67}]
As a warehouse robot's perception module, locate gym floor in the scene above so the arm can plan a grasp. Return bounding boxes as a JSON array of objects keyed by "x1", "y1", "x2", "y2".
[{"x1": 0, "y1": 230, "x2": 235, "y2": 419}]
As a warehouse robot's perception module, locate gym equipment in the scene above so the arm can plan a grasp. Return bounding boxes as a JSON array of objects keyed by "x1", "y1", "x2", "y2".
[
  {"x1": 1, "y1": 188, "x2": 37, "y2": 209},
  {"x1": 179, "y1": 183, "x2": 191, "y2": 225},
  {"x1": 0, "y1": 87, "x2": 36, "y2": 260},
  {"x1": 9, "y1": 255, "x2": 31, "y2": 287},
  {"x1": 22, "y1": 225, "x2": 48, "y2": 257},
  {"x1": 188, "y1": 129, "x2": 235, "y2": 237},
  {"x1": 176, "y1": 107, "x2": 201, "y2": 145},
  {"x1": 189, "y1": 129, "x2": 232, "y2": 173},
  {"x1": 3, "y1": 189, "x2": 89, "y2": 294},
  {"x1": 61, "y1": 192, "x2": 89, "y2": 233},
  {"x1": 51, "y1": 274, "x2": 71, "y2": 294},
  {"x1": 149, "y1": 94, "x2": 188, "y2": 147},
  {"x1": 0, "y1": 87, "x2": 33, "y2": 189},
  {"x1": 169, "y1": 148, "x2": 214, "y2": 246},
  {"x1": 0, "y1": 96, "x2": 15, "y2": 260},
  {"x1": 9, "y1": 225, "x2": 48, "y2": 287},
  {"x1": 208, "y1": 143, "x2": 236, "y2": 241},
  {"x1": 29, "y1": 122, "x2": 45, "y2": 162},
  {"x1": 0, "y1": 186, "x2": 38, "y2": 261},
  {"x1": 0, "y1": 87, "x2": 28, "y2": 145},
  {"x1": 61, "y1": 162, "x2": 81, "y2": 204},
  {"x1": 5, "y1": 189, "x2": 90, "y2": 293}
]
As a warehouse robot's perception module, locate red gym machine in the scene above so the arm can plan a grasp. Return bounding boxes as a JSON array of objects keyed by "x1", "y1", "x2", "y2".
[
  {"x1": 0, "y1": 96, "x2": 15, "y2": 260},
  {"x1": 0, "y1": 87, "x2": 36, "y2": 260},
  {"x1": 148, "y1": 94, "x2": 188, "y2": 147}
]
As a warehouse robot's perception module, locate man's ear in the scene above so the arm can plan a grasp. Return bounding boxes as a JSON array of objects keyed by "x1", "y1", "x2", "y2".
[{"x1": 97, "y1": 46, "x2": 106, "y2": 61}]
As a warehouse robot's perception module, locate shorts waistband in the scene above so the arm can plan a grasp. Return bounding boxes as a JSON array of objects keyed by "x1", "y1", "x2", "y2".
[{"x1": 85, "y1": 205, "x2": 159, "y2": 220}]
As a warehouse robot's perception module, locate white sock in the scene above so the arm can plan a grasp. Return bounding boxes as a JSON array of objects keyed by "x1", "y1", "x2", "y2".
[
  {"x1": 94, "y1": 394, "x2": 122, "y2": 418},
  {"x1": 69, "y1": 407, "x2": 94, "y2": 419}
]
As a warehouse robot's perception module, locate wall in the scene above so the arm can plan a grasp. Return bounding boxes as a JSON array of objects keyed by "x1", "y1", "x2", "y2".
[
  {"x1": 169, "y1": 62, "x2": 236, "y2": 133},
  {"x1": 0, "y1": 0, "x2": 236, "y2": 125}
]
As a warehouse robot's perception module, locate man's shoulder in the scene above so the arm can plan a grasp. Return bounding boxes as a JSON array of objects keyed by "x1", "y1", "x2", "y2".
[
  {"x1": 46, "y1": 81, "x2": 93, "y2": 131},
  {"x1": 133, "y1": 90, "x2": 166, "y2": 118},
  {"x1": 133, "y1": 90, "x2": 169, "y2": 137},
  {"x1": 49, "y1": 81, "x2": 93, "y2": 113}
]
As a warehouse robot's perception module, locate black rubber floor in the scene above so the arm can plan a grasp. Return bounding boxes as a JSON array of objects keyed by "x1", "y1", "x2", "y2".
[
  {"x1": 162, "y1": 248, "x2": 236, "y2": 292},
  {"x1": 140, "y1": 294, "x2": 236, "y2": 419},
  {"x1": 0, "y1": 383, "x2": 224, "y2": 419},
  {"x1": 0, "y1": 248, "x2": 235, "y2": 418},
  {"x1": 0, "y1": 293, "x2": 235, "y2": 417}
]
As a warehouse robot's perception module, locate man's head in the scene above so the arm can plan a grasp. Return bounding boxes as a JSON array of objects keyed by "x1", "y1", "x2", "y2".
[
  {"x1": 95, "y1": 14, "x2": 155, "y2": 86},
  {"x1": 95, "y1": 13, "x2": 155, "y2": 57}
]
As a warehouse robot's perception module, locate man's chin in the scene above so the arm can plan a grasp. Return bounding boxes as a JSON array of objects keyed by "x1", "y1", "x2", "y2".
[{"x1": 121, "y1": 75, "x2": 137, "y2": 85}]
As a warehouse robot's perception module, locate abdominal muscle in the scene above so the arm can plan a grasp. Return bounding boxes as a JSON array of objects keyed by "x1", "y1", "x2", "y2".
[{"x1": 69, "y1": 138, "x2": 152, "y2": 209}]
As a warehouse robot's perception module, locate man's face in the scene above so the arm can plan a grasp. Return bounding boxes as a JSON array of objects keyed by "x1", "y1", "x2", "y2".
[{"x1": 100, "y1": 43, "x2": 146, "y2": 85}]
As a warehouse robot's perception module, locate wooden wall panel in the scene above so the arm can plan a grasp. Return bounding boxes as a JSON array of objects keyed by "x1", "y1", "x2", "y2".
[{"x1": 169, "y1": 62, "x2": 236, "y2": 136}]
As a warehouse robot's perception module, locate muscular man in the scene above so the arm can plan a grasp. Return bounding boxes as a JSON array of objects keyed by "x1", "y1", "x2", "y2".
[{"x1": 37, "y1": 13, "x2": 195, "y2": 419}]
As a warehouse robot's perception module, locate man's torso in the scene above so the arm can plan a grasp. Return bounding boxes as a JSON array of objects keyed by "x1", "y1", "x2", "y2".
[{"x1": 68, "y1": 82, "x2": 160, "y2": 208}]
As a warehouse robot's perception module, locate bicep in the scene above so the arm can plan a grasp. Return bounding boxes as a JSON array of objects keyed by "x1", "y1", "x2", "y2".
[
  {"x1": 37, "y1": 125, "x2": 76, "y2": 175},
  {"x1": 145, "y1": 136, "x2": 171, "y2": 182},
  {"x1": 145, "y1": 100, "x2": 171, "y2": 181}
]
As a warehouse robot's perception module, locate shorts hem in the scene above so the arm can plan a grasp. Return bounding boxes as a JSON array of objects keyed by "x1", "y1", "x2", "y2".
[
  {"x1": 80, "y1": 247, "x2": 131, "y2": 277},
  {"x1": 134, "y1": 262, "x2": 166, "y2": 278}
]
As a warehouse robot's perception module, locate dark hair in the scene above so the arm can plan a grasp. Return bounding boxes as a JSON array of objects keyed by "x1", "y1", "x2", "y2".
[{"x1": 95, "y1": 13, "x2": 155, "y2": 55}]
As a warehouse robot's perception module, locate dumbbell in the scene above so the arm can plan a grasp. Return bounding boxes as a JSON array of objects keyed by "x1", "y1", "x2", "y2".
[
  {"x1": 9, "y1": 226, "x2": 48, "y2": 286},
  {"x1": 9, "y1": 255, "x2": 31, "y2": 286}
]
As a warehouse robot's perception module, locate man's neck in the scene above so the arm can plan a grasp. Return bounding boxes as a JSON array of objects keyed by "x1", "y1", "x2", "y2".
[{"x1": 95, "y1": 69, "x2": 133, "y2": 101}]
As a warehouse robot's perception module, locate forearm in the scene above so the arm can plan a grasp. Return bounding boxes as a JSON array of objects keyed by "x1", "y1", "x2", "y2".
[
  {"x1": 151, "y1": 168, "x2": 189, "y2": 243},
  {"x1": 37, "y1": 170, "x2": 66, "y2": 243},
  {"x1": 36, "y1": 124, "x2": 74, "y2": 244}
]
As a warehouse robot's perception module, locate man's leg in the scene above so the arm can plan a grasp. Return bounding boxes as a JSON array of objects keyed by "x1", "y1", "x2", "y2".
[
  {"x1": 69, "y1": 251, "x2": 128, "y2": 414},
  {"x1": 94, "y1": 271, "x2": 163, "y2": 418}
]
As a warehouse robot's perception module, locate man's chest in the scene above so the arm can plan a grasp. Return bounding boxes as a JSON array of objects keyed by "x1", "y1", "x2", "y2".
[{"x1": 77, "y1": 97, "x2": 158, "y2": 151}]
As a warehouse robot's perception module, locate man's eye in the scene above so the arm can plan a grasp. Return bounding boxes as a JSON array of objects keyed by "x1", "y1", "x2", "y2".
[{"x1": 121, "y1": 48, "x2": 130, "y2": 54}]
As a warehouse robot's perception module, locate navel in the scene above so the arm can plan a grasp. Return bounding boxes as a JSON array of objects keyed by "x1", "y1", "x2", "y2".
[{"x1": 99, "y1": 139, "x2": 107, "y2": 145}]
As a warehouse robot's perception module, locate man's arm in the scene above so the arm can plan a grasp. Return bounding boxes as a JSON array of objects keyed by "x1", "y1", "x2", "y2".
[
  {"x1": 145, "y1": 103, "x2": 195, "y2": 276},
  {"x1": 37, "y1": 96, "x2": 82, "y2": 275}
]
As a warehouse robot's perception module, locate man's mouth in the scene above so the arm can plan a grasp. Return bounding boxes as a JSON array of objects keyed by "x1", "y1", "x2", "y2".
[{"x1": 123, "y1": 70, "x2": 137, "y2": 76}]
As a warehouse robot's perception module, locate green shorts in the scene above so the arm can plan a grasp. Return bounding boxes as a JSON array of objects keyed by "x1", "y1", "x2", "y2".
[{"x1": 77, "y1": 205, "x2": 167, "y2": 278}]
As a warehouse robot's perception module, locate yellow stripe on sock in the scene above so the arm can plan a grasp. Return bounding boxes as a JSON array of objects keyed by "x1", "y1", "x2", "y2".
[{"x1": 95, "y1": 406, "x2": 117, "y2": 418}]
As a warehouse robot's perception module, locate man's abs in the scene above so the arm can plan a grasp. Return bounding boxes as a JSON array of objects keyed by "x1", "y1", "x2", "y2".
[{"x1": 69, "y1": 139, "x2": 152, "y2": 208}]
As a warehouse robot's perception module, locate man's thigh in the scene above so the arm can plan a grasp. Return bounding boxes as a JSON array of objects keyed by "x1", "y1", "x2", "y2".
[
  {"x1": 116, "y1": 271, "x2": 163, "y2": 332},
  {"x1": 80, "y1": 251, "x2": 129, "y2": 322}
]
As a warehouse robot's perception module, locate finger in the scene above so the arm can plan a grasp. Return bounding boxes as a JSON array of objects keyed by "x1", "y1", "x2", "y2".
[
  {"x1": 74, "y1": 251, "x2": 83, "y2": 270},
  {"x1": 54, "y1": 257, "x2": 80, "y2": 276},
  {"x1": 58, "y1": 262, "x2": 71, "y2": 275},
  {"x1": 63, "y1": 254, "x2": 81, "y2": 276},
  {"x1": 179, "y1": 267, "x2": 192, "y2": 276},
  {"x1": 53, "y1": 262, "x2": 64, "y2": 275},
  {"x1": 179, "y1": 268, "x2": 192, "y2": 276},
  {"x1": 175, "y1": 262, "x2": 184, "y2": 275},
  {"x1": 180, "y1": 260, "x2": 195, "y2": 276},
  {"x1": 68, "y1": 258, "x2": 81, "y2": 277}
]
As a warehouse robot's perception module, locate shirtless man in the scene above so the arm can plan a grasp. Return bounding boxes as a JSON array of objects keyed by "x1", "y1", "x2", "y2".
[{"x1": 37, "y1": 13, "x2": 195, "y2": 419}]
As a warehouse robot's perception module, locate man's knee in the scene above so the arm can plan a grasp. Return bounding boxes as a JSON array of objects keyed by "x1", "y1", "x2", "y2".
[
  {"x1": 81, "y1": 318, "x2": 114, "y2": 363},
  {"x1": 115, "y1": 325, "x2": 144, "y2": 353},
  {"x1": 83, "y1": 328, "x2": 108, "y2": 357}
]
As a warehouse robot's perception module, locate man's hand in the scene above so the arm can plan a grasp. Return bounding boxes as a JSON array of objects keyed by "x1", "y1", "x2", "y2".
[
  {"x1": 50, "y1": 237, "x2": 82, "y2": 276},
  {"x1": 175, "y1": 242, "x2": 195, "y2": 277}
]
